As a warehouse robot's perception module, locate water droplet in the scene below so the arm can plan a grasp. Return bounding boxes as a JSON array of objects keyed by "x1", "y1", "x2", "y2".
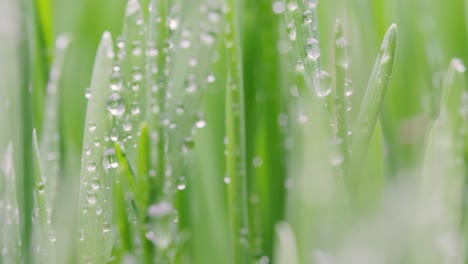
[
  {"x1": 106, "y1": 93, "x2": 125, "y2": 116},
  {"x1": 123, "y1": 122, "x2": 132, "y2": 132},
  {"x1": 201, "y1": 31, "x2": 216, "y2": 45},
  {"x1": 287, "y1": 1, "x2": 298, "y2": 11},
  {"x1": 253, "y1": 156, "x2": 264, "y2": 167},
  {"x1": 85, "y1": 88, "x2": 92, "y2": 99},
  {"x1": 224, "y1": 177, "x2": 231, "y2": 184},
  {"x1": 131, "y1": 42, "x2": 142, "y2": 56},
  {"x1": 314, "y1": 70, "x2": 332, "y2": 98},
  {"x1": 131, "y1": 102, "x2": 140, "y2": 115},
  {"x1": 453, "y1": 59, "x2": 466, "y2": 73},
  {"x1": 49, "y1": 230, "x2": 56, "y2": 242},
  {"x1": 195, "y1": 119, "x2": 206, "y2": 129},
  {"x1": 91, "y1": 182, "x2": 100, "y2": 190},
  {"x1": 207, "y1": 74, "x2": 216, "y2": 83},
  {"x1": 168, "y1": 18, "x2": 180, "y2": 30},
  {"x1": 298, "y1": 111, "x2": 308, "y2": 124},
  {"x1": 307, "y1": 0, "x2": 318, "y2": 9},
  {"x1": 147, "y1": 202, "x2": 173, "y2": 218},
  {"x1": 295, "y1": 62, "x2": 305, "y2": 72},
  {"x1": 180, "y1": 39, "x2": 191, "y2": 49},
  {"x1": 88, "y1": 122, "x2": 97, "y2": 132},
  {"x1": 88, "y1": 195, "x2": 97, "y2": 205},
  {"x1": 345, "y1": 79, "x2": 353, "y2": 96},
  {"x1": 177, "y1": 176, "x2": 187, "y2": 190},
  {"x1": 96, "y1": 206, "x2": 103, "y2": 215},
  {"x1": 104, "y1": 148, "x2": 118, "y2": 169},
  {"x1": 182, "y1": 137, "x2": 195, "y2": 154},
  {"x1": 87, "y1": 162, "x2": 97, "y2": 172},
  {"x1": 272, "y1": 1, "x2": 284, "y2": 14},
  {"x1": 306, "y1": 38, "x2": 320, "y2": 61},
  {"x1": 287, "y1": 21, "x2": 297, "y2": 41},
  {"x1": 302, "y1": 10, "x2": 313, "y2": 24}
]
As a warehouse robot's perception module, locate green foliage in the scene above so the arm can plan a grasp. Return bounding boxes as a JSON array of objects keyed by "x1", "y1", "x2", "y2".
[{"x1": 3, "y1": 0, "x2": 468, "y2": 263}]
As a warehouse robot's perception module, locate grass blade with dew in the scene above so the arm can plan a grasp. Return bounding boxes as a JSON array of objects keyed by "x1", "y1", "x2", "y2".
[
  {"x1": 136, "y1": 123, "x2": 154, "y2": 263},
  {"x1": 32, "y1": 129, "x2": 56, "y2": 263},
  {"x1": 39, "y1": 34, "x2": 71, "y2": 206},
  {"x1": 282, "y1": 0, "x2": 330, "y2": 102},
  {"x1": 146, "y1": 0, "x2": 168, "y2": 203},
  {"x1": 349, "y1": 24, "x2": 397, "y2": 197},
  {"x1": 78, "y1": 31, "x2": 115, "y2": 264},
  {"x1": 224, "y1": 0, "x2": 250, "y2": 262},
  {"x1": 334, "y1": 19, "x2": 352, "y2": 175},
  {"x1": 114, "y1": 0, "x2": 147, "y2": 158},
  {"x1": 274, "y1": 222, "x2": 299, "y2": 264},
  {"x1": 416, "y1": 59, "x2": 466, "y2": 263}
]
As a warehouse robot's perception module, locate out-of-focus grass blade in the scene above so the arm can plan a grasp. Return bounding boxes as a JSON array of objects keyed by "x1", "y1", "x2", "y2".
[
  {"x1": 78, "y1": 32, "x2": 114, "y2": 264},
  {"x1": 417, "y1": 59, "x2": 465, "y2": 263},
  {"x1": 286, "y1": 76, "x2": 345, "y2": 264},
  {"x1": 33, "y1": 0, "x2": 53, "y2": 54},
  {"x1": 274, "y1": 222, "x2": 299, "y2": 264},
  {"x1": 0, "y1": 0, "x2": 22, "y2": 262},
  {"x1": 0, "y1": 144, "x2": 21, "y2": 263},
  {"x1": 349, "y1": 24, "x2": 397, "y2": 195},
  {"x1": 224, "y1": 0, "x2": 249, "y2": 262},
  {"x1": 32, "y1": 129, "x2": 56, "y2": 263},
  {"x1": 40, "y1": 34, "x2": 71, "y2": 206},
  {"x1": 242, "y1": 0, "x2": 285, "y2": 259},
  {"x1": 186, "y1": 55, "x2": 232, "y2": 264},
  {"x1": 354, "y1": 121, "x2": 385, "y2": 213}
]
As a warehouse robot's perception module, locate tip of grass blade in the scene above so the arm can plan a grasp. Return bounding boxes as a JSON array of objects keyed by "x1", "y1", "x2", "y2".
[
  {"x1": 274, "y1": 222, "x2": 299, "y2": 264},
  {"x1": 125, "y1": 0, "x2": 141, "y2": 16}
]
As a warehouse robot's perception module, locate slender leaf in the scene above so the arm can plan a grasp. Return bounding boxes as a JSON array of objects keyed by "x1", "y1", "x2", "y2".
[{"x1": 77, "y1": 31, "x2": 115, "y2": 264}]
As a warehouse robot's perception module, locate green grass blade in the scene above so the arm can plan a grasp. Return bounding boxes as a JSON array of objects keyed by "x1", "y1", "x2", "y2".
[
  {"x1": 136, "y1": 123, "x2": 153, "y2": 263},
  {"x1": 113, "y1": 0, "x2": 147, "y2": 159},
  {"x1": 40, "y1": 34, "x2": 71, "y2": 206},
  {"x1": 147, "y1": 0, "x2": 168, "y2": 202},
  {"x1": 18, "y1": 0, "x2": 35, "y2": 261},
  {"x1": 418, "y1": 58, "x2": 466, "y2": 263},
  {"x1": 78, "y1": 31, "x2": 115, "y2": 264},
  {"x1": 114, "y1": 143, "x2": 137, "y2": 194},
  {"x1": 33, "y1": 0, "x2": 53, "y2": 52},
  {"x1": 274, "y1": 222, "x2": 299, "y2": 264},
  {"x1": 242, "y1": 1, "x2": 285, "y2": 259},
  {"x1": 354, "y1": 120, "x2": 385, "y2": 213},
  {"x1": 224, "y1": 0, "x2": 249, "y2": 262},
  {"x1": 285, "y1": 83, "x2": 345, "y2": 264},
  {"x1": 0, "y1": 1, "x2": 22, "y2": 262},
  {"x1": 113, "y1": 143, "x2": 136, "y2": 256},
  {"x1": 350, "y1": 24, "x2": 397, "y2": 194},
  {"x1": 334, "y1": 19, "x2": 351, "y2": 171},
  {"x1": 32, "y1": 129, "x2": 56, "y2": 263}
]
